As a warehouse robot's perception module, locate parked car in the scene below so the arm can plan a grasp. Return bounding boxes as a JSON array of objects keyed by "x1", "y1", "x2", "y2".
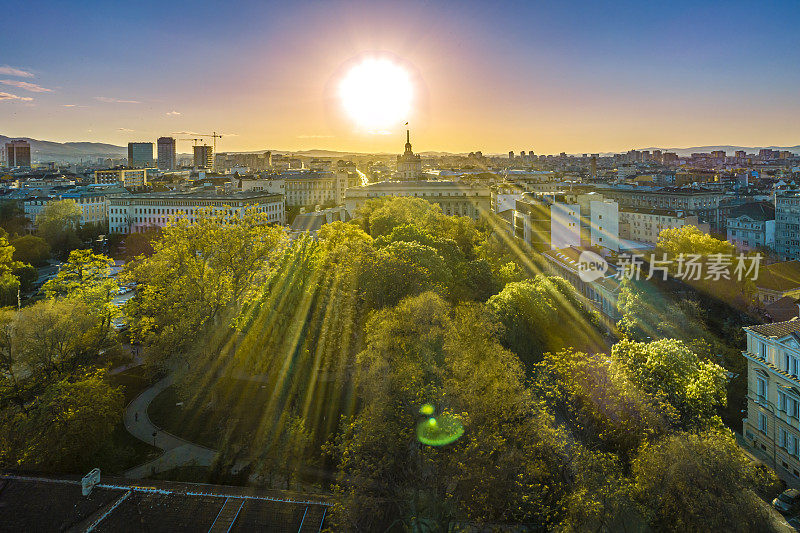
[
  {"x1": 787, "y1": 516, "x2": 800, "y2": 531},
  {"x1": 773, "y1": 488, "x2": 800, "y2": 515}
]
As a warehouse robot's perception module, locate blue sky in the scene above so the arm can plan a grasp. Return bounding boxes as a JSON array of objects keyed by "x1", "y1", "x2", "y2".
[{"x1": 2, "y1": 0, "x2": 799, "y2": 153}]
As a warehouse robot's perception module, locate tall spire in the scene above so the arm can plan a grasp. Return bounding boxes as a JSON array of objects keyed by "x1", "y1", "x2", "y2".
[{"x1": 404, "y1": 128, "x2": 412, "y2": 154}]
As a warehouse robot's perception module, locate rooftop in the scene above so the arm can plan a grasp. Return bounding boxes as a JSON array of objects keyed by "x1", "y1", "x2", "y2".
[
  {"x1": 114, "y1": 190, "x2": 283, "y2": 201},
  {"x1": 755, "y1": 261, "x2": 800, "y2": 292},
  {"x1": 0, "y1": 473, "x2": 329, "y2": 532},
  {"x1": 727, "y1": 201, "x2": 775, "y2": 221},
  {"x1": 748, "y1": 317, "x2": 800, "y2": 338}
]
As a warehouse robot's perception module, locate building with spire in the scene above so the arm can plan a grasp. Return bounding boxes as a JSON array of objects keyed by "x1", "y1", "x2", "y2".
[{"x1": 396, "y1": 129, "x2": 422, "y2": 179}]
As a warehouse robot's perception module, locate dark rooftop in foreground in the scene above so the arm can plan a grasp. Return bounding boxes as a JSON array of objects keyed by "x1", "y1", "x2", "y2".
[{"x1": 0, "y1": 473, "x2": 329, "y2": 532}]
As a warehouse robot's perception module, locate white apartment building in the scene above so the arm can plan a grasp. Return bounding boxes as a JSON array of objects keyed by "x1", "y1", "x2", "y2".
[
  {"x1": 23, "y1": 187, "x2": 121, "y2": 226},
  {"x1": 590, "y1": 199, "x2": 619, "y2": 252},
  {"x1": 345, "y1": 180, "x2": 491, "y2": 220},
  {"x1": 743, "y1": 319, "x2": 800, "y2": 481},
  {"x1": 514, "y1": 192, "x2": 619, "y2": 252},
  {"x1": 108, "y1": 190, "x2": 285, "y2": 234},
  {"x1": 549, "y1": 202, "x2": 581, "y2": 250},
  {"x1": 726, "y1": 202, "x2": 775, "y2": 252}
]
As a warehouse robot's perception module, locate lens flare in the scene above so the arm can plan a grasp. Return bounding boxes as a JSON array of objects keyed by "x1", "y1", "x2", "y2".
[
  {"x1": 416, "y1": 411, "x2": 464, "y2": 446},
  {"x1": 338, "y1": 57, "x2": 413, "y2": 133}
]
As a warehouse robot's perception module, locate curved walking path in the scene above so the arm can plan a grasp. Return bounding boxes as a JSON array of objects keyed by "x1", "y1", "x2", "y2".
[{"x1": 123, "y1": 375, "x2": 219, "y2": 479}]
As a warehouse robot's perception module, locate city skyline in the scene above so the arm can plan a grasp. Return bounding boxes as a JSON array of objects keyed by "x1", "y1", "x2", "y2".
[{"x1": 2, "y1": 0, "x2": 799, "y2": 154}]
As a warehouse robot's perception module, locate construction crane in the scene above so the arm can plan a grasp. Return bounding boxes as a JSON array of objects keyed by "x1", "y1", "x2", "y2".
[{"x1": 183, "y1": 132, "x2": 223, "y2": 153}]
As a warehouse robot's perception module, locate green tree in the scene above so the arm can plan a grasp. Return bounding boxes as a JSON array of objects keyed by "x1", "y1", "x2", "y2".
[
  {"x1": 35, "y1": 199, "x2": 82, "y2": 257},
  {"x1": 612, "y1": 338, "x2": 727, "y2": 430},
  {"x1": 631, "y1": 429, "x2": 780, "y2": 532},
  {"x1": 487, "y1": 275, "x2": 604, "y2": 367},
  {"x1": 0, "y1": 308, "x2": 26, "y2": 408},
  {"x1": 0, "y1": 199, "x2": 28, "y2": 236},
  {"x1": 43, "y1": 249, "x2": 120, "y2": 340},
  {"x1": 0, "y1": 230, "x2": 26, "y2": 306},
  {"x1": 558, "y1": 449, "x2": 645, "y2": 533},
  {"x1": 14, "y1": 297, "x2": 100, "y2": 378},
  {"x1": 328, "y1": 292, "x2": 571, "y2": 530},
  {"x1": 361, "y1": 240, "x2": 450, "y2": 309},
  {"x1": 536, "y1": 348, "x2": 663, "y2": 457},
  {"x1": 656, "y1": 225, "x2": 736, "y2": 258},
  {"x1": 125, "y1": 207, "x2": 289, "y2": 366},
  {"x1": 5, "y1": 371, "x2": 123, "y2": 472}
]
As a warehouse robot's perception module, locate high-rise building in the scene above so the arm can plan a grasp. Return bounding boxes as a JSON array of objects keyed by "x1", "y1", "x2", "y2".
[
  {"x1": 3, "y1": 140, "x2": 31, "y2": 168},
  {"x1": 508, "y1": 151, "x2": 514, "y2": 159},
  {"x1": 193, "y1": 144, "x2": 214, "y2": 170},
  {"x1": 157, "y1": 137, "x2": 177, "y2": 170},
  {"x1": 128, "y1": 142, "x2": 154, "y2": 168}
]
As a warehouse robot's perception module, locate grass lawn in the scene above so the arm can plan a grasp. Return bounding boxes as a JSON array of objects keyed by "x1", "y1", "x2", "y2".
[
  {"x1": 109, "y1": 365, "x2": 161, "y2": 405},
  {"x1": 148, "y1": 465, "x2": 213, "y2": 483},
  {"x1": 147, "y1": 378, "x2": 276, "y2": 450}
]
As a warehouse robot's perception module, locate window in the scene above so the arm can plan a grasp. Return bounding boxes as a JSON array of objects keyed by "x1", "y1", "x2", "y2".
[
  {"x1": 759, "y1": 413, "x2": 768, "y2": 433},
  {"x1": 757, "y1": 377, "x2": 767, "y2": 403},
  {"x1": 782, "y1": 428, "x2": 789, "y2": 449}
]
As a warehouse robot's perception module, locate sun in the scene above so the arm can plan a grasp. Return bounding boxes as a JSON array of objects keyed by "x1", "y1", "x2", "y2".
[{"x1": 338, "y1": 57, "x2": 413, "y2": 133}]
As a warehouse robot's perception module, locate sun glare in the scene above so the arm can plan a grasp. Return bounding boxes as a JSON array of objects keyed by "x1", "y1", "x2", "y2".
[{"x1": 338, "y1": 57, "x2": 413, "y2": 133}]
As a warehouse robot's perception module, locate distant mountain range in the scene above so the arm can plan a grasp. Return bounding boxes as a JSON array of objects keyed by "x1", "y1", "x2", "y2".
[
  {"x1": 0, "y1": 135, "x2": 127, "y2": 162},
  {"x1": 3, "y1": 134, "x2": 799, "y2": 162}
]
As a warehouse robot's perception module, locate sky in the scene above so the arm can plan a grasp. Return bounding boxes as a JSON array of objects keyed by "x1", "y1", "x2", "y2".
[{"x1": 1, "y1": 0, "x2": 799, "y2": 155}]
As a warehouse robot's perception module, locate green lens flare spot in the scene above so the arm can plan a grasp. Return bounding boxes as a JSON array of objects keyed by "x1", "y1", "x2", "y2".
[
  {"x1": 417, "y1": 412, "x2": 463, "y2": 446},
  {"x1": 419, "y1": 403, "x2": 435, "y2": 416}
]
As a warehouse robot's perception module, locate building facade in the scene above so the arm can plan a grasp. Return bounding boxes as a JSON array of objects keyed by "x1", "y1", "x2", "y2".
[
  {"x1": 238, "y1": 170, "x2": 362, "y2": 207},
  {"x1": 776, "y1": 191, "x2": 800, "y2": 260},
  {"x1": 157, "y1": 137, "x2": 177, "y2": 170},
  {"x1": 2, "y1": 140, "x2": 31, "y2": 168},
  {"x1": 193, "y1": 145, "x2": 214, "y2": 170},
  {"x1": 600, "y1": 187, "x2": 724, "y2": 229},
  {"x1": 618, "y1": 208, "x2": 703, "y2": 245},
  {"x1": 127, "y1": 142, "x2": 154, "y2": 168},
  {"x1": 742, "y1": 319, "x2": 800, "y2": 482},
  {"x1": 108, "y1": 190, "x2": 285, "y2": 234},
  {"x1": 215, "y1": 152, "x2": 272, "y2": 172},
  {"x1": 345, "y1": 180, "x2": 491, "y2": 220},
  {"x1": 23, "y1": 186, "x2": 121, "y2": 226},
  {"x1": 726, "y1": 202, "x2": 776, "y2": 252},
  {"x1": 94, "y1": 168, "x2": 150, "y2": 189}
]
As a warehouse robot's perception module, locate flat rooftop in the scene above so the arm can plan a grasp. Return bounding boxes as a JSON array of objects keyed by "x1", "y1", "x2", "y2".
[{"x1": 0, "y1": 473, "x2": 330, "y2": 532}]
